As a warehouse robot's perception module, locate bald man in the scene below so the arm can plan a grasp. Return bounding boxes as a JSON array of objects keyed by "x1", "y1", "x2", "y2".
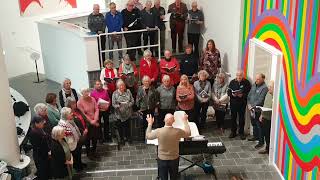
[
  {"x1": 146, "y1": 113, "x2": 191, "y2": 180},
  {"x1": 88, "y1": 4, "x2": 106, "y2": 64},
  {"x1": 247, "y1": 73, "x2": 268, "y2": 149},
  {"x1": 227, "y1": 70, "x2": 251, "y2": 139}
]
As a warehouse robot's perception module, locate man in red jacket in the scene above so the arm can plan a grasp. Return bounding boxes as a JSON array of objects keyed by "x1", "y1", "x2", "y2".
[
  {"x1": 139, "y1": 49, "x2": 159, "y2": 86},
  {"x1": 160, "y1": 50, "x2": 180, "y2": 87}
]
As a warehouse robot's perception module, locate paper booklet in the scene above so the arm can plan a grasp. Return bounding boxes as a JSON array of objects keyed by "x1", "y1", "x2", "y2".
[
  {"x1": 121, "y1": 72, "x2": 134, "y2": 76},
  {"x1": 128, "y1": 18, "x2": 138, "y2": 28},
  {"x1": 162, "y1": 65, "x2": 176, "y2": 73},
  {"x1": 163, "y1": 13, "x2": 171, "y2": 22},
  {"x1": 231, "y1": 89, "x2": 242, "y2": 94},
  {"x1": 179, "y1": 94, "x2": 188, "y2": 100},
  {"x1": 104, "y1": 77, "x2": 119, "y2": 83},
  {"x1": 199, "y1": 90, "x2": 209, "y2": 98},
  {"x1": 256, "y1": 106, "x2": 272, "y2": 112},
  {"x1": 98, "y1": 98, "x2": 109, "y2": 105}
]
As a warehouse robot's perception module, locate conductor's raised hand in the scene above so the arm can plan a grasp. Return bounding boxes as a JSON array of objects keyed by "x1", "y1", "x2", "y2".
[{"x1": 146, "y1": 114, "x2": 154, "y2": 125}]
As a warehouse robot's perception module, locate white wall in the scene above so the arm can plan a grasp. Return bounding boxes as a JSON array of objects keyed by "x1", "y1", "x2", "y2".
[
  {"x1": 0, "y1": 0, "x2": 106, "y2": 78},
  {"x1": 198, "y1": 0, "x2": 243, "y2": 77}
]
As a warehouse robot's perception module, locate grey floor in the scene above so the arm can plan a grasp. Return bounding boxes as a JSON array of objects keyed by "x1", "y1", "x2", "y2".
[{"x1": 9, "y1": 73, "x2": 281, "y2": 180}]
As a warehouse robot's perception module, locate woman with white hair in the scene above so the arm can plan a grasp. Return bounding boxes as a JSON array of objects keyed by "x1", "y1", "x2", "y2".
[
  {"x1": 118, "y1": 54, "x2": 138, "y2": 96},
  {"x1": 212, "y1": 72, "x2": 229, "y2": 134},
  {"x1": 77, "y1": 88, "x2": 100, "y2": 157},
  {"x1": 156, "y1": 75, "x2": 176, "y2": 127},
  {"x1": 136, "y1": 75, "x2": 158, "y2": 134},
  {"x1": 194, "y1": 70, "x2": 211, "y2": 128},
  {"x1": 58, "y1": 107, "x2": 82, "y2": 171},
  {"x1": 50, "y1": 126, "x2": 73, "y2": 179},
  {"x1": 139, "y1": 49, "x2": 159, "y2": 86},
  {"x1": 112, "y1": 79, "x2": 134, "y2": 144},
  {"x1": 58, "y1": 78, "x2": 78, "y2": 107},
  {"x1": 34, "y1": 103, "x2": 52, "y2": 134}
]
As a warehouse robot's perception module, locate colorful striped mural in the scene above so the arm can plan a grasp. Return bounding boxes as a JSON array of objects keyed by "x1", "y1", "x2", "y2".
[{"x1": 241, "y1": 0, "x2": 320, "y2": 179}]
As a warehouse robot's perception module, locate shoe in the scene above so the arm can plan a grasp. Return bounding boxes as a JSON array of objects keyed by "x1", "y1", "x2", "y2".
[
  {"x1": 255, "y1": 143, "x2": 264, "y2": 149},
  {"x1": 229, "y1": 133, "x2": 237, "y2": 138},
  {"x1": 258, "y1": 149, "x2": 269, "y2": 154},
  {"x1": 240, "y1": 134, "x2": 246, "y2": 140},
  {"x1": 247, "y1": 137, "x2": 258, "y2": 141}
]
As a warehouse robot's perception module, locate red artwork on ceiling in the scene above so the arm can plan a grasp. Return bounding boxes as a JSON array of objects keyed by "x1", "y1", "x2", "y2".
[{"x1": 19, "y1": 0, "x2": 77, "y2": 14}]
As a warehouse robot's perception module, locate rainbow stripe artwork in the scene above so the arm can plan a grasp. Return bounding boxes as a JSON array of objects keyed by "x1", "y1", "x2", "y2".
[{"x1": 241, "y1": 0, "x2": 320, "y2": 179}]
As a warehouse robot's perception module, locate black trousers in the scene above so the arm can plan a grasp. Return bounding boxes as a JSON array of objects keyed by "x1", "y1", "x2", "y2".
[
  {"x1": 143, "y1": 31, "x2": 156, "y2": 53},
  {"x1": 158, "y1": 109, "x2": 175, "y2": 128},
  {"x1": 97, "y1": 35, "x2": 106, "y2": 66},
  {"x1": 71, "y1": 141, "x2": 83, "y2": 169},
  {"x1": 116, "y1": 119, "x2": 131, "y2": 141},
  {"x1": 33, "y1": 153, "x2": 50, "y2": 180},
  {"x1": 195, "y1": 101, "x2": 209, "y2": 128},
  {"x1": 230, "y1": 103, "x2": 246, "y2": 135},
  {"x1": 188, "y1": 33, "x2": 200, "y2": 57},
  {"x1": 124, "y1": 32, "x2": 142, "y2": 61},
  {"x1": 158, "y1": 158, "x2": 179, "y2": 180},
  {"x1": 251, "y1": 111, "x2": 263, "y2": 144},
  {"x1": 171, "y1": 28, "x2": 184, "y2": 52},
  {"x1": 85, "y1": 138, "x2": 97, "y2": 155},
  {"x1": 99, "y1": 110, "x2": 110, "y2": 140},
  {"x1": 215, "y1": 109, "x2": 226, "y2": 129},
  {"x1": 262, "y1": 119, "x2": 271, "y2": 150}
]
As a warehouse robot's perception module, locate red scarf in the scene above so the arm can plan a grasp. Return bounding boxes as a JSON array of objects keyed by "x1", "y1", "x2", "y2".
[{"x1": 105, "y1": 68, "x2": 116, "y2": 93}]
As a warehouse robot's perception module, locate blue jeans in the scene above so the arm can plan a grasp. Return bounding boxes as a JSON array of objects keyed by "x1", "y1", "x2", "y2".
[{"x1": 251, "y1": 112, "x2": 264, "y2": 144}]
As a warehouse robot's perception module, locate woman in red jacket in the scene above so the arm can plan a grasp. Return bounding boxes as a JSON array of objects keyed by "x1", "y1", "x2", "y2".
[
  {"x1": 159, "y1": 50, "x2": 180, "y2": 87},
  {"x1": 139, "y1": 49, "x2": 159, "y2": 86}
]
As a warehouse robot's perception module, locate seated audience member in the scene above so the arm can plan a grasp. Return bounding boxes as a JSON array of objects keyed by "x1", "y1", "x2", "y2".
[
  {"x1": 29, "y1": 116, "x2": 51, "y2": 180},
  {"x1": 259, "y1": 81, "x2": 274, "y2": 154},
  {"x1": 212, "y1": 72, "x2": 229, "y2": 133},
  {"x1": 179, "y1": 44, "x2": 198, "y2": 83},
  {"x1": 168, "y1": 0, "x2": 188, "y2": 53},
  {"x1": 88, "y1": 4, "x2": 106, "y2": 63},
  {"x1": 46, "y1": 93, "x2": 60, "y2": 127},
  {"x1": 227, "y1": 70, "x2": 251, "y2": 139},
  {"x1": 156, "y1": 75, "x2": 176, "y2": 128},
  {"x1": 139, "y1": 49, "x2": 159, "y2": 86},
  {"x1": 160, "y1": 50, "x2": 180, "y2": 87},
  {"x1": 100, "y1": 59, "x2": 119, "y2": 96},
  {"x1": 136, "y1": 76, "x2": 158, "y2": 134},
  {"x1": 91, "y1": 80, "x2": 111, "y2": 142},
  {"x1": 176, "y1": 75, "x2": 195, "y2": 122},
  {"x1": 122, "y1": 0, "x2": 143, "y2": 60},
  {"x1": 112, "y1": 80, "x2": 135, "y2": 144},
  {"x1": 34, "y1": 103, "x2": 52, "y2": 134},
  {"x1": 187, "y1": 1, "x2": 204, "y2": 57},
  {"x1": 141, "y1": 0, "x2": 157, "y2": 54},
  {"x1": 105, "y1": 2, "x2": 123, "y2": 61},
  {"x1": 146, "y1": 113, "x2": 191, "y2": 180},
  {"x1": 77, "y1": 88, "x2": 100, "y2": 157},
  {"x1": 194, "y1": 70, "x2": 211, "y2": 128},
  {"x1": 58, "y1": 107, "x2": 81, "y2": 171},
  {"x1": 51, "y1": 126, "x2": 73, "y2": 180},
  {"x1": 66, "y1": 97, "x2": 88, "y2": 170},
  {"x1": 199, "y1": 39, "x2": 221, "y2": 85},
  {"x1": 247, "y1": 73, "x2": 268, "y2": 149},
  {"x1": 133, "y1": 0, "x2": 143, "y2": 10},
  {"x1": 152, "y1": 0, "x2": 166, "y2": 56},
  {"x1": 118, "y1": 54, "x2": 138, "y2": 96},
  {"x1": 59, "y1": 78, "x2": 78, "y2": 107}
]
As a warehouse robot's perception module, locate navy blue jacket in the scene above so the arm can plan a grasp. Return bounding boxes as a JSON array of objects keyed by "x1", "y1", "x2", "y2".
[{"x1": 105, "y1": 11, "x2": 123, "y2": 33}]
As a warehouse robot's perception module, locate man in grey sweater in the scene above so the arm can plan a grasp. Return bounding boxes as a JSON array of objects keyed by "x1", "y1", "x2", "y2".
[
  {"x1": 146, "y1": 113, "x2": 191, "y2": 180},
  {"x1": 247, "y1": 73, "x2": 268, "y2": 149}
]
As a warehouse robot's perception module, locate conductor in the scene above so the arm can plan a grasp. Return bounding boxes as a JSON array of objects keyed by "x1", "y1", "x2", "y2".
[{"x1": 146, "y1": 113, "x2": 191, "y2": 180}]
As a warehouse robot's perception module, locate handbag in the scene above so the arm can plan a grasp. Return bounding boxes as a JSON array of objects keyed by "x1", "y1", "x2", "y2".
[{"x1": 11, "y1": 95, "x2": 29, "y2": 117}]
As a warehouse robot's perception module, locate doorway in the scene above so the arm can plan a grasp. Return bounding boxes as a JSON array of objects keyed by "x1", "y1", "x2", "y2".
[{"x1": 247, "y1": 38, "x2": 283, "y2": 164}]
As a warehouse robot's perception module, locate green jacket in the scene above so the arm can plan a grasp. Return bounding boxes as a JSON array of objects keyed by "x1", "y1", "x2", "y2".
[
  {"x1": 136, "y1": 86, "x2": 158, "y2": 111},
  {"x1": 262, "y1": 92, "x2": 273, "y2": 120},
  {"x1": 47, "y1": 104, "x2": 60, "y2": 127}
]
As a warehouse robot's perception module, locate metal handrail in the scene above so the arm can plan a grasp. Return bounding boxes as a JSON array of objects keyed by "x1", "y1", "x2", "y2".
[{"x1": 98, "y1": 27, "x2": 161, "y2": 68}]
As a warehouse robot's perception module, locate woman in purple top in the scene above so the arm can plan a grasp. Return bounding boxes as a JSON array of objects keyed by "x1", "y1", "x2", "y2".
[{"x1": 90, "y1": 80, "x2": 111, "y2": 142}]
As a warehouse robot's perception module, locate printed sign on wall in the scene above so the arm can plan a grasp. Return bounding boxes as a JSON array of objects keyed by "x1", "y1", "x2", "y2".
[{"x1": 19, "y1": 0, "x2": 77, "y2": 16}]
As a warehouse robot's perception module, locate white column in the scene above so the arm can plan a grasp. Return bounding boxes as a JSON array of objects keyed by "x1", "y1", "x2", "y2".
[{"x1": 0, "y1": 36, "x2": 20, "y2": 166}]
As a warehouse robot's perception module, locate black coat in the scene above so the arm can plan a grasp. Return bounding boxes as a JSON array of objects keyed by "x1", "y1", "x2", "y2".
[
  {"x1": 58, "y1": 88, "x2": 78, "y2": 107},
  {"x1": 29, "y1": 128, "x2": 50, "y2": 159},
  {"x1": 51, "y1": 140, "x2": 68, "y2": 179},
  {"x1": 178, "y1": 53, "x2": 198, "y2": 76},
  {"x1": 121, "y1": 8, "x2": 142, "y2": 30},
  {"x1": 227, "y1": 78, "x2": 251, "y2": 105}
]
